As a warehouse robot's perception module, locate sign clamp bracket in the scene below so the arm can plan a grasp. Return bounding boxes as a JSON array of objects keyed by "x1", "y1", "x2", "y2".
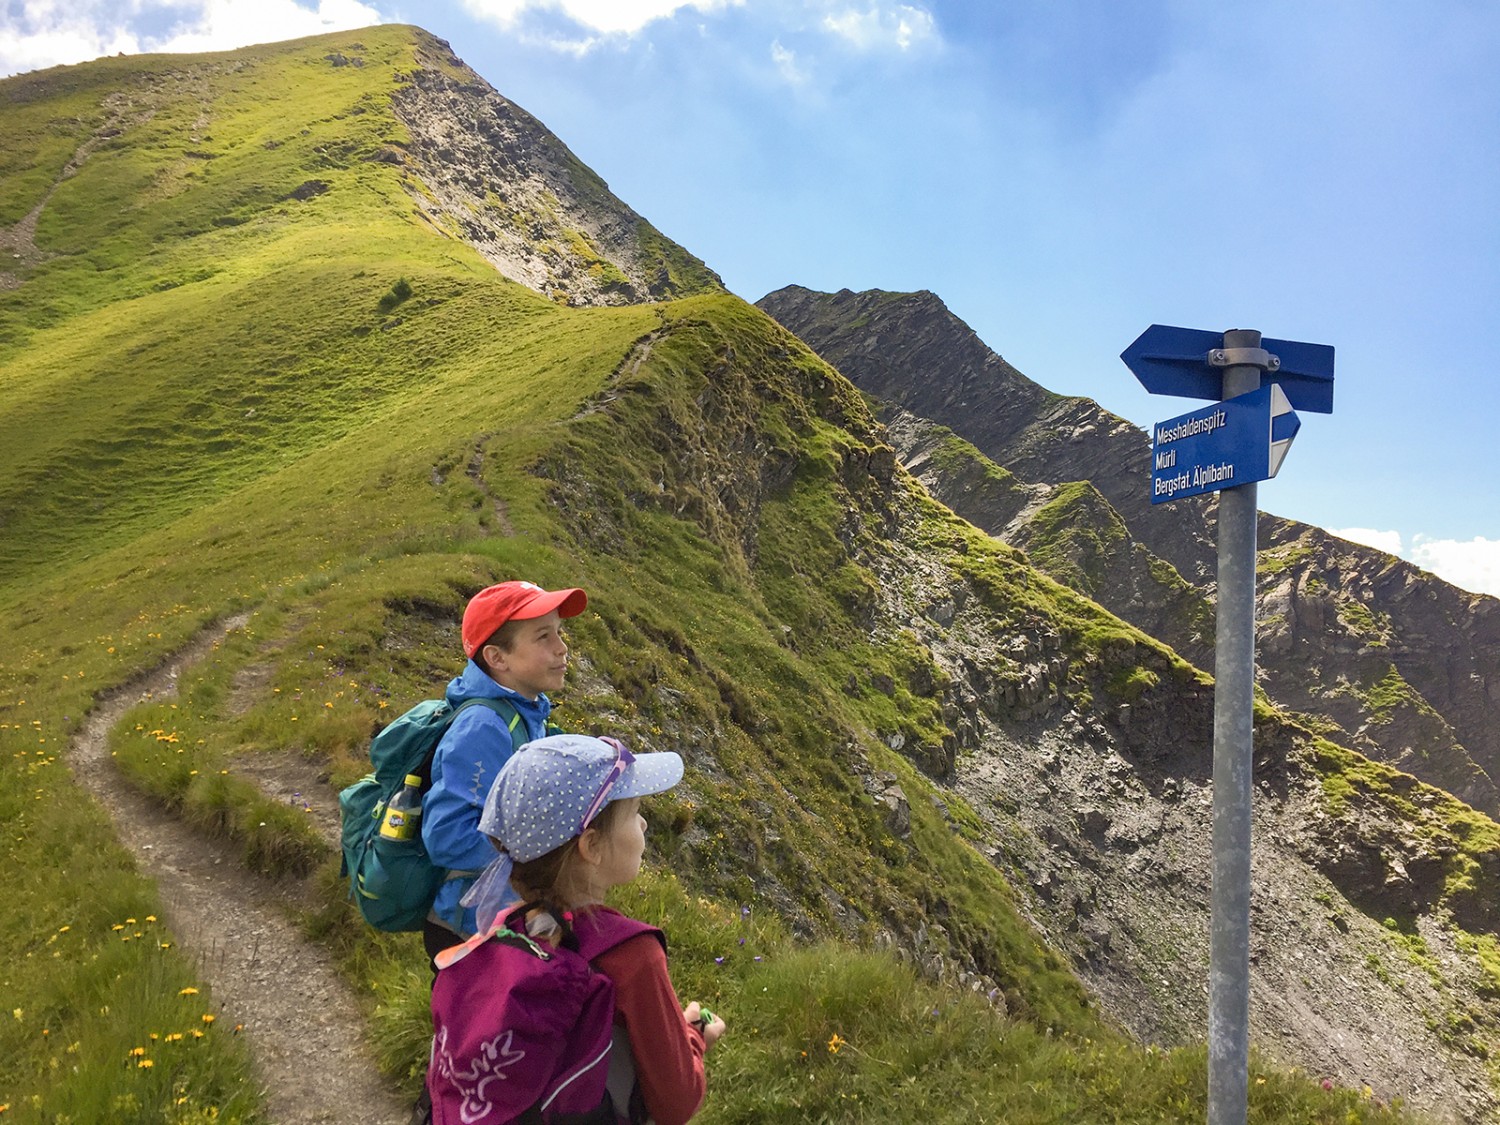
[{"x1": 1209, "y1": 347, "x2": 1280, "y2": 371}]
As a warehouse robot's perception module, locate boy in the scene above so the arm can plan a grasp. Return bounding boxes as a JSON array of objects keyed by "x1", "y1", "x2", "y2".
[{"x1": 420, "y1": 579, "x2": 587, "y2": 963}]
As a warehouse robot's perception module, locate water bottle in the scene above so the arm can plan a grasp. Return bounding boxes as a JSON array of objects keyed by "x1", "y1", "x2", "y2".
[{"x1": 379, "y1": 774, "x2": 423, "y2": 840}]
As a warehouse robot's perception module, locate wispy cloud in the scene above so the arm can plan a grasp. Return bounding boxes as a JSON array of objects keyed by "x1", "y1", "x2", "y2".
[
  {"x1": 0, "y1": 10, "x2": 138, "y2": 77},
  {"x1": 1329, "y1": 527, "x2": 1500, "y2": 598},
  {"x1": 0, "y1": 0, "x2": 747, "y2": 74},
  {"x1": 1409, "y1": 535, "x2": 1500, "y2": 599},
  {"x1": 770, "y1": 37, "x2": 808, "y2": 86},
  {"x1": 822, "y1": 3, "x2": 935, "y2": 52},
  {"x1": 0, "y1": 0, "x2": 385, "y2": 76},
  {"x1": 459, "y1": 0, "x2": 740, "y2": 37},
  {"x1": 148, "y1": 0, "x2": 386, "y2": 54}
]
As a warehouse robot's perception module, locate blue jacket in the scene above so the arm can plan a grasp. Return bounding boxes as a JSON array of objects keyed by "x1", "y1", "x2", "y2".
[{"x1": 423, "y1": 660, "x2": 555, "y2": 937}]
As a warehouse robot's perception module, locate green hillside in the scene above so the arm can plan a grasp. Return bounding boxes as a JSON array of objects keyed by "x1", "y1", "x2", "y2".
[{"x1": 0, "y1": 26, "x2": 1416, "y2": 1123}]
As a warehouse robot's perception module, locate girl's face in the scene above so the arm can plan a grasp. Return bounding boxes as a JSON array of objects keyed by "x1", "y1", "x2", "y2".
[{"x1": 592, "y1": 797, "x2": 646, "y2": 892}]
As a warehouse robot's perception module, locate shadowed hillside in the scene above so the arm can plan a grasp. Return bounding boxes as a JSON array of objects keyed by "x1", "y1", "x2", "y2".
[
  {"x1": 0, "y1": 26, "x2": 1493, "y2": 1123},
  {"x1": 759, "y1": 284, "x2": 1500, "y2": 820}
]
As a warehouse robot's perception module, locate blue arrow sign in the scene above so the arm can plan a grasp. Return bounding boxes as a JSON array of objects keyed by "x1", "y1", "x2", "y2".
[
  {"x1": 1151, "y1": 385, "x2": 1301, "y2": 504},
  {"x1": 1122, "y1": 324, "x2": 1335, "y2": 413}
]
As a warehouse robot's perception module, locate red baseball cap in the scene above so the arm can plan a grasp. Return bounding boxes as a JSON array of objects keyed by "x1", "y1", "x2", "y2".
[{"x1": 462, "y1": 581, "x2": 588, "y2": 658}]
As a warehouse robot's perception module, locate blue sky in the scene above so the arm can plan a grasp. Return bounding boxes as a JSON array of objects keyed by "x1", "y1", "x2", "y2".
[{"x1": 4, "y1": 0, "x2": 1498, "y2": 596}]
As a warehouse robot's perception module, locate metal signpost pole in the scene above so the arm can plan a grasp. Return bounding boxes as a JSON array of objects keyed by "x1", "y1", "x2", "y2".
[
  {"x1": 1123, "y1": 320, "x2": 1332, "y2": 1125},
  {"x1": 1208, "y1": 329, "x2": 1264, "y2": 1125}
]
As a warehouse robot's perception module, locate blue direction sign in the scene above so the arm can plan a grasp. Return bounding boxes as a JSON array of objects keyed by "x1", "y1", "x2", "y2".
[
  {"x1": 1151, "y1": 384, "x2": 1300, "y2": 504},
  {"x1": 1122, "y1": 324, "x2": 1335, "y2": 414}
]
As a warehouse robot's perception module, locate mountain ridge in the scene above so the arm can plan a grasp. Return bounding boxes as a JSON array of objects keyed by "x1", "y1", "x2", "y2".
[
  {"x1": 758, "y1": 283, "x2": 1500, "y2": 818},
  {"x1": 1, "y1": 26, "x2": 1495, "y2": 1122}
]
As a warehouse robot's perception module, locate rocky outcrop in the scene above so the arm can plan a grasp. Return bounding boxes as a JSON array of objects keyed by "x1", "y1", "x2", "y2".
[
  {"x1": 858, "y1": 494, "x2": 1498, "y2": 1123},
  {"x1": 881, "y1": 409, "x2": 1218, "y2": 670},
  {"x1": 390, "y1": 31, "x2": 723, "y2": 307},
  {"x1": 758, "y1": 284, "x2": 1500, "y2": 820},
  {"x1": 1255, "y1": 521, "x2": 1500, "y2": 813}
]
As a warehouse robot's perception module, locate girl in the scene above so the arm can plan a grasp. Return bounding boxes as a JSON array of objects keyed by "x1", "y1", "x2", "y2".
[{"x1": 429, "y1": 734, "x2": 726, "y2": 1125}]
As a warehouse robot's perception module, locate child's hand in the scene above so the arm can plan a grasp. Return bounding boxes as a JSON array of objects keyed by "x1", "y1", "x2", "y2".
[{"x1": 683, "y1": 1001, "x2": 726, "y2": 1050}]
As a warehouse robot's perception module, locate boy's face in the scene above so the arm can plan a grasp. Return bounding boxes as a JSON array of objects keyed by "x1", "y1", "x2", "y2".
[{"x1": 481, "y1": 609, "x2": 569, "y2": 699}]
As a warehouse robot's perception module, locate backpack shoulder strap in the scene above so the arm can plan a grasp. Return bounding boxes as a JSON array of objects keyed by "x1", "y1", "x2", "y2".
[
  {"x1": 457, "y1": 696, "x2": 567, "y2": 743},
  {"x1": 573, "y1": 909, "x2": 665, "y2": 963},
  {"x1": 407, "y1": 697, "x2": 524, "y2": 789},
  {"x1": 452, "y1": 696, "x2": 524, "y2": 730}
]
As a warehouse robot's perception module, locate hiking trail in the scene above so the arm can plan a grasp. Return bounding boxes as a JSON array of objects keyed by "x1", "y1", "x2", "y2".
[{"x1": 68, "y1": 616, "x2": 411, "y2": 1125}]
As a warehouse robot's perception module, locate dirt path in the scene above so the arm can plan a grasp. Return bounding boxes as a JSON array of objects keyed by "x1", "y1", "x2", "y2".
[
  {"x1": 0, "y1": 90, "x2": 158, "y2": 290},
  {"x1": 68, "y1": 616, "x2": 411, "y2": 1125}
]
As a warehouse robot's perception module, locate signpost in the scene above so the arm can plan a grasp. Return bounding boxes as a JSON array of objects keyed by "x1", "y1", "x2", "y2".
[
  {"x1": 1151, "y1": 384, "x2": 1301, "y2": 504},
  {"x1": 1121, "y1": 324, "x2": 1335, "y2": 414},
  {"x1": 1122, "y1": 325, "x2": 1334, "y2": 1125}
]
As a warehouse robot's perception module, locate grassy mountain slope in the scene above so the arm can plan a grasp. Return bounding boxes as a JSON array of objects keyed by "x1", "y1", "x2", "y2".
[
  {"x1": 886, "y1": 414, "x2": 1215, "y2": 665},
  {"x1": 0, "y1": 26, "x2": 1444, "y2": 1123}
]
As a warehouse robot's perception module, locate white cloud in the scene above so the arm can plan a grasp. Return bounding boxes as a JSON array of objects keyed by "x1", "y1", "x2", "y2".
[
  {"x1": 1328, "y1": 527, "x2": 1404, "y2": 555},
  {"x1": 1328, "y1": 527, "x2": 1500, "y2": 598},
  {"x1": 822, "y1": 3, "x2": 935, "y2": 52},
  {"x1": 1408, "y1": 535, "x2": 1500, "y2": 599},
  {"x1": 0, "y1": 21, "x2": 139, "y2": 77},
  {"x1": 1, "y1": 0, "x2": 385, "y2": 77},
  {"x1": 458, "y1": 0, "x2": 740, "y2": 36},
  {"x1": 1, "y1": 1, "x2": 142, "y2": 75},
  {"x1": 770, "y1": 37, "x2": 807, "y2": 85},
  {"x1": 148, "y1": 0, "x2": 386, "y2": 55}
]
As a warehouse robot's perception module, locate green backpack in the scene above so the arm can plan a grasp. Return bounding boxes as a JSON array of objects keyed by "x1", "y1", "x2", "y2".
[{"x1": 338, "y1": 696, "x2": 522, "y2": 931}]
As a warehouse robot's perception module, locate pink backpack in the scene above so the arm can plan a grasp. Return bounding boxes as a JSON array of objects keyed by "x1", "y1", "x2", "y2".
[{"x1": 428, "y1": 906, "x2": 662, "y2": 1125}]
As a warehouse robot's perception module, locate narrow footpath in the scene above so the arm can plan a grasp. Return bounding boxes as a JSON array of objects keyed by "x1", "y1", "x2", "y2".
[{"x1": 68, "y1": 616, "x2": 411, "y2": 1125}]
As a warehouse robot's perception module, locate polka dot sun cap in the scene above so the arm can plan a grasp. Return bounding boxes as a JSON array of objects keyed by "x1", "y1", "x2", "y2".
[{"x1": 460, "y1": 734, "x2": 683, "y2": 931}]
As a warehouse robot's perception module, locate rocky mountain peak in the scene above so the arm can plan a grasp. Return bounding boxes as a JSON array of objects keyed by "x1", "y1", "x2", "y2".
[{"x1": 391, "y1": 29, "x2": 723, "y2": 307}]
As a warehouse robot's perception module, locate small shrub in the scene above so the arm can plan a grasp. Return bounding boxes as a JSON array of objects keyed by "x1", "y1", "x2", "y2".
[{"x1": 376, "y1": 277, "x2": 413, "y2": 313}]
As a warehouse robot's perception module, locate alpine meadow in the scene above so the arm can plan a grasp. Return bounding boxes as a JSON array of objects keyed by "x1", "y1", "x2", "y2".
[{"x1": 2, "y1": 24, "x2": 1497, "y2": 1125}]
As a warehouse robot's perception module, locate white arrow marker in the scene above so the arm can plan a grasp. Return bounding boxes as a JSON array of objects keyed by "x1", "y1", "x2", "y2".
[{"x1": 1267, "y1": 383, "x2": 1300, "y2": 478}]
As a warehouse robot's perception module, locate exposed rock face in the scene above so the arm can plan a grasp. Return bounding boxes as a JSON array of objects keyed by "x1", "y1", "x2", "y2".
[
  {"x1": 1256, "y1": 520, "x2": 1500, "y2": 813},
  {"x1": 758, "y1": 285, "x2": 1500, "y2": 820},
  {"x1": 391, "y1": 32, "x2": 723, "y2": 308},
  {"x1": 871, "y1": 538, "x2": 1499, "y2": 1122},
  {"x1": 758, "y1": 286, "x2": 1219, "y2": 583}
]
